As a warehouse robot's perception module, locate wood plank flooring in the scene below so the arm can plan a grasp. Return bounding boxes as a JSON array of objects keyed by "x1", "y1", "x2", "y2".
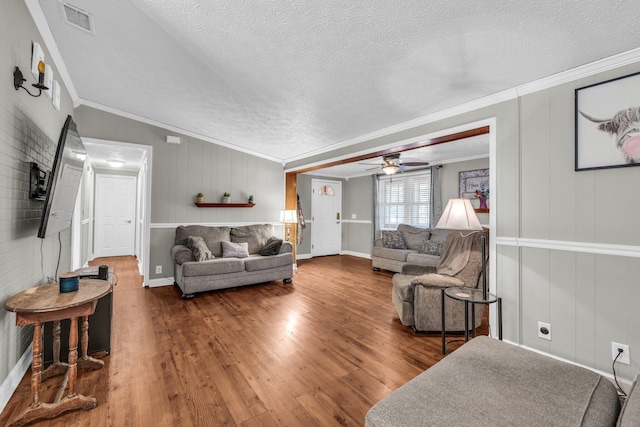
[{"x1": 1, "y1": 255, "x2": 487, "y2": 426}]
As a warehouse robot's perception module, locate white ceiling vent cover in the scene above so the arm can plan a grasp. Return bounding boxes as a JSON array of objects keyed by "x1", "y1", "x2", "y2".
[{"x1": 60, "y1": 2, "x2": 94, "y2": 34}]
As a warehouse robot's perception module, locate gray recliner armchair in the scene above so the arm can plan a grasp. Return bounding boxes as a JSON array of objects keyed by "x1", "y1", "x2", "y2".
[{"x1": 391, "y1": 228, "x2": 488, "y2": 332}]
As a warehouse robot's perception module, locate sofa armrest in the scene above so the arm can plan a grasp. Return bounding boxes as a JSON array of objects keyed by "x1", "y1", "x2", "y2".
[
  {"x1": 279, "y1": 240, "x2": 293, "y2": 254},
  {"x1": 171, "y1": 244, "x2": 194, "y2": 265}
]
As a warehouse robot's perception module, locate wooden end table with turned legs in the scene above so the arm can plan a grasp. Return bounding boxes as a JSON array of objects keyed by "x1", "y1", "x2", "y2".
[{"x1": 4, "y1": 279, "x2": 112, "y2": 426}]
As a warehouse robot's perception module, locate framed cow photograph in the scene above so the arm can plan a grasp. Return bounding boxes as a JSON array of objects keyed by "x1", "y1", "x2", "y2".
[{"x1": 575, "y1": 71, "x2": 640, "y2": 171}]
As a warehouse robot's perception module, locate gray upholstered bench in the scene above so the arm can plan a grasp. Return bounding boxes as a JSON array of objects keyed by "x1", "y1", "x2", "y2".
[{"x1": 366, "y1": 336, "x2": 637, "y2": 426}]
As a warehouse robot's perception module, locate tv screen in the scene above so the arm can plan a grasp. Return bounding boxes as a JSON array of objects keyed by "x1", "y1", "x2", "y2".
[{"x1": 37, "y1": 115, "x2": 86, "y2": 239}]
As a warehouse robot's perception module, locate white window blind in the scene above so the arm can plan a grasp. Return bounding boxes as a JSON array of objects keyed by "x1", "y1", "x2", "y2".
[{"x1": 378, "y1": 170, "x2": 431, "y2": 229}]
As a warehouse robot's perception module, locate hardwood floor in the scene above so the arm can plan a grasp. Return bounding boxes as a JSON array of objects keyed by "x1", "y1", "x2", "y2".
[{"x1": 1, "y1": 255, "x2": 487, "y2": 426}]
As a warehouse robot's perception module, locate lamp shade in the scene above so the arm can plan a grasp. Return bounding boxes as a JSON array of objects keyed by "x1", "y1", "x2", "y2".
[
  {"x1": 435, "y1": 198, "x2": 482, "y2": 230},
  {"x1": 382, "y1": 164, "x2": 399, "y2": 175},
  {"x1": 279, "y1": 209, "x2": 298, "y2": 224}
]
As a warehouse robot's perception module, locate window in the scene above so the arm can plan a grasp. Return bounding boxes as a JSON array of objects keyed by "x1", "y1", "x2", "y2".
[{"x1": 378, "y1": 170, "x2": 431, "y2": 229}]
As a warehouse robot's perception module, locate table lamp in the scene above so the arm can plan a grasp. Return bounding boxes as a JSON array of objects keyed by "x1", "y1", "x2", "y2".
[
  {"x1": 279, "y1": 209, "x2": 298, "y2": 241},
  {"x1": 435, "y1": 198, "x2": 487, "y2": 299}
]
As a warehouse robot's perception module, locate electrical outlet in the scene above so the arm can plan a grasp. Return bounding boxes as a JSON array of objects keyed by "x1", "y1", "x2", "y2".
[
  {"x1": 611, "y1": 342, "x2": 630, "y2": 365},
  {"x1": 155, "y1": 265, "x2": 162, "y2": 274},
  {"x1": 537, "y1": 321, "x2": 551, "y2": 341}
]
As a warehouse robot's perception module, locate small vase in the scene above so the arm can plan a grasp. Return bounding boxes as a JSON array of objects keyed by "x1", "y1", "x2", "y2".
[
  {"x1": 196, "y1": 196, "x2": 204, "y2": 203},
  {"x1": 479, "y1": 197, "x2": 488, "y2": 209},
  {"x1": 221, "y1": 196, "x2": 231, "y2": 204}
]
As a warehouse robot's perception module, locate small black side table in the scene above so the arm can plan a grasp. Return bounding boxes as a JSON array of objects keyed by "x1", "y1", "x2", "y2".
[{"x1": 441, "y1": 287, "x2": 502, "y2": 354}]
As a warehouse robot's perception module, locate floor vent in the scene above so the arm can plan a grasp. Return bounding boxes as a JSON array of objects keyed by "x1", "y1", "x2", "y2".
[{"x1": 61, "y1": 2, "x2": 94, "y2": 34}]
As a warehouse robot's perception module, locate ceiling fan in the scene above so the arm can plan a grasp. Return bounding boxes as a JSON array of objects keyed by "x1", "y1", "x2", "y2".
[{"x1": 361, "y1": 153, "x2": 429, "y2": 175}]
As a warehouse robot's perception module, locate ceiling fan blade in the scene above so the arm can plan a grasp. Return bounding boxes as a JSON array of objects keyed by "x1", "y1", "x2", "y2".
[{"x1": 401, "y1": 162, "x2": 429, "y2": 166}]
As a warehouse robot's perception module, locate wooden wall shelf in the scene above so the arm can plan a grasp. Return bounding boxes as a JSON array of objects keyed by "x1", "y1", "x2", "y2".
[
  {"x1": 195, "y1": 203, "x2": 256, "y2": 208},
  {"x1": 474, "y1": 208, "x2": 489, "y2": 213}
]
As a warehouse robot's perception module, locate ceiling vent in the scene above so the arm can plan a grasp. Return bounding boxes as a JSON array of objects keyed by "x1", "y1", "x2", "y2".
[{"x1": 60, "y1": 2, "x2": 94, "y2": 34}]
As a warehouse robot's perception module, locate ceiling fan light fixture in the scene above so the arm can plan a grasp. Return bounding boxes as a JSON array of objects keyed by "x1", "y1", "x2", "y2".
[{"x1": 382, "y1": 164, "x2": 399, "y2": 175}]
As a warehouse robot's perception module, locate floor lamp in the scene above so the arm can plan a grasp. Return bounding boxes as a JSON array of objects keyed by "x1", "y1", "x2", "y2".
[{"x1": 435, "y1": 198, "x2": 487, "y2": 299}]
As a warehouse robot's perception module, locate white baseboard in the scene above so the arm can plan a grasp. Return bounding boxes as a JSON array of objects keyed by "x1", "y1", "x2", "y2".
[
  {"x1": 296, "y1": 253, "x2": 312, "y2": 260},
  {"x1": 0, "y1": 344, "x2": 32, "y2": 415},
  {"x1": 146, "y1": 277, "x2": 174, "y2": 287},
  {"x1": 340, "y1": 250, "x2": 371, "y2": 259}
]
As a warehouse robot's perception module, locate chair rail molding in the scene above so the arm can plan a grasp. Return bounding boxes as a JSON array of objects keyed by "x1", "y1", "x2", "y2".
[{"x1": 495, "y1": 237, "x2": 640, "y2": 258}]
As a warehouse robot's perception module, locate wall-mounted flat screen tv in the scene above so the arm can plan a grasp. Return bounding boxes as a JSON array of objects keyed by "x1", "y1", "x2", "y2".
[{"x1": 37, "y1": 115, "x2": 86, "y2": 238}]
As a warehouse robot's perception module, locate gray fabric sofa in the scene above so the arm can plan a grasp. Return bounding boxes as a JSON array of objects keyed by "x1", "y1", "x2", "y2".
[
  {"x1": 371, "y1": 224, "x2": 449, "y2": 273},
  {"x1": 171, "y1": 224, "x2": 293, "y2": 298},
  {"x1": 366, "y1": 336, "x2": 633, "y2": 426}
]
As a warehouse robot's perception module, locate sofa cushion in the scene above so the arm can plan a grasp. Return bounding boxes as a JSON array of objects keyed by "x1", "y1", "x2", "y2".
[
  {"x1": 181, "y1": 258, "x2": 245, "y2": 277},
  {"x1": 397, "y1": 224, "x2": 431, "y2": 251},
  {"x1": 371, "y1": 246, "x2": 416, "y2": 262},
  {"x1": 405, "y1": 252, "x2": 440, "y2": 268},
  {"x1": 231, "y1": 224, "x2": 274, "y2": 254},
  {"x1": 421, "y1": 239, "x2": 445, "y2": 256},
  {"x1": 184, "y1": 236, "x2": 213, "y2": 262},
  {"x1": 222, "y1": 241, "x2": 249, "y2": 258},
  {"x1": 175, "y1": 225, "x2": 230, "y2": 257},
  {"x1": 244, "y1": 253, "x2": 293, "y2": 272},
  {"x1": 428, "y1": 228, "x2": 449, "y2": 241},
  {"x1": 259, "y1": 237, "x2": 283, "y2": 256},
  {"x1": 381, "y1": 230, "x2": 407, "y2": 249}
]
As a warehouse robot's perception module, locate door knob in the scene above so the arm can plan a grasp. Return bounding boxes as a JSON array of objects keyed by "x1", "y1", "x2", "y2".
[{"x1": 126, "y1": 220, "x2": 132, "y2": 223}]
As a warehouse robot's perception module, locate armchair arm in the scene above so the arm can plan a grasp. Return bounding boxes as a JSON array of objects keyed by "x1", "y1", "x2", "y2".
[{"x1": 410, "y1": 273, "x2": 464, "y2": 289}]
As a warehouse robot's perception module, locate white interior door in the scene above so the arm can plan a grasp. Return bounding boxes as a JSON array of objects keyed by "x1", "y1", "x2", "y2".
[
  {"x1": 311, "y1": 179, "x2": 342, "y2": 257},
  {"x1": 95, "y1": 174, "x2": 137, "y2": 257}
]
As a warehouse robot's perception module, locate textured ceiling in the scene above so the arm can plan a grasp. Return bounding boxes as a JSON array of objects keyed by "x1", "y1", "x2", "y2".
[{"x1": 37, "y1": 0, "x2": 640, "y2": 164}]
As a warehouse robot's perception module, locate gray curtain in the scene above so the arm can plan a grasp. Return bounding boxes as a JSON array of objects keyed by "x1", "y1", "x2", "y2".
[
  {"x1": 372, "y1": 175, "x2": 380, "y2": 244},
  {"x1": 430, "y1": 165, "x2": 443, "y2": 227}
]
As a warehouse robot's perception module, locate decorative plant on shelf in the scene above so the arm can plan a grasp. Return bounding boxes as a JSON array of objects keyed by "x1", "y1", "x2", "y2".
[
  {"x1": 196, "y1": 193, "x2": 204, "y2": 203},
  {"x1": 222, "y1": 192, "x2": 231, "y2": 203},
  {"x1": 248, "y1": 195, "x2": 254, "y2": 204}
]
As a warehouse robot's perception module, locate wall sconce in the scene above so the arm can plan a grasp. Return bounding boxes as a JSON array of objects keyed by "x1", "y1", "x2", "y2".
[{"x1": 13, "y1": 63, "x2": 49, "y2": 98}]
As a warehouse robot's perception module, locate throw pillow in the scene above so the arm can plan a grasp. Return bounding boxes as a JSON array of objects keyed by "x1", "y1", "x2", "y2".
[
  {"x1": 259, "y1": 237, "x2": 283, "y2": 256},
  {"x1": 422, "y1": 239, "x2": 445, "y2": 256},
  {"x1": 221, "y1": 241, "x2": 249, "y2": 258},
  {"x1": 397, "y1": 224, "x2": 431, "y2": 251},
  {"x1": 185, "y1": 236, "x2": 213, "y2": 262},
  {"x1": 381, "y1": 230, "x2": 407, "y2": 249}
]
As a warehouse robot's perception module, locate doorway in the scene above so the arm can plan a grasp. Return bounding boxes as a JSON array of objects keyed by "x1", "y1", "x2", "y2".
[
  {"x1": 311, "y1": 179, "x2": 342, "y2": 257},
  {"x1": 94, "y1": 174, "x2": 137, "y2": 257}
]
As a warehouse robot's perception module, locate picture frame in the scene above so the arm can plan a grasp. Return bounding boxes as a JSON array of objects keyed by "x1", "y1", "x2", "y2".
[
  {"x1": 575, "y1": 71, "x2": 640, "y2": 171},
  {"x1": 459, "y1": 169, "x2": 489, "y2": 198}
]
